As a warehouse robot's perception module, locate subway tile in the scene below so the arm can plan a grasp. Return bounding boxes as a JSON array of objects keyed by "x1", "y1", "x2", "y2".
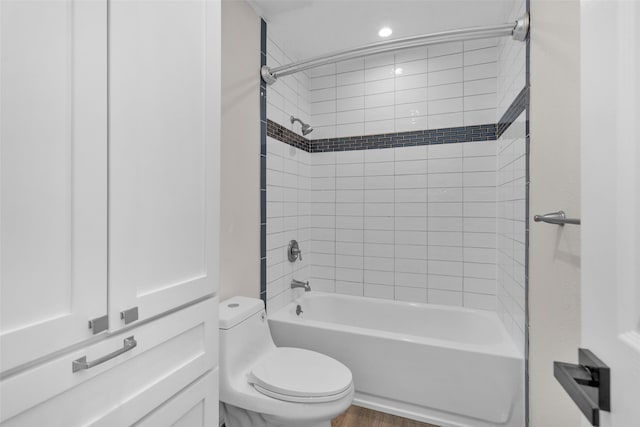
[
  {"x1": 395, "y1": 59, "x2": 428, "y2": 76},
  {"x1": 364, "y1": 229, "x2": 394, "y2": 244},
  {"x1": 337, "y1": 96, "x2": 365, "y2": 111},
  {"x1": 365, "y1": 175, "x2": 396, "y2": 189},
  {"x1": 428, "y1": 68, "x2": 463, "y2": 86},
  {"x1": 364, "y1": 78, "x2": 395, "y2": 95},
  {"x1": 337, "y1": 70, "x2": 365, "y2": 86},
  {"x1": 395, "y1": 46, "x2": 429, "y2": 63},
  {"x1": 428, "y1": 53, "x2": 463, "y2": 72},
  {"x1": 395, "y1": 116, "x2": 429, "y2": 132},
  {"x1": 336, "y1": 58, "x2": 365, "y2": 73},
  {"x1": 395, "y1": 102, "x2": 428, "y2": 118},
  {"x1": 395, "y1": 146, "x2": 428, "y2": 161},
  {"x1": 464, "y1": 78, "x2": 497, "y2": 96},
  {"x1": 311, "y1": 87, "x2": 337, "y2": 103},
  {"x1": 365, "y1": 216, "x2": 395, "y2": 230},
  {"x1": 464, "y1": 109, "x2": 497, "y2": 126},
  {"x1": 364, "y1": 202, "x2": 395, "y2": 216},
  {"x1": 429, "y1": 41, "x2": 463, "y2": 58},
  {"x1": 364, "y1": 283, "x2": 395, "y2": 299},
  {"x1": 307, "y1": 63, "x2": 336, "y2": 78},
  {"x1": 395, "y1": 188, "x2": 427, "y2": 203},
  {"x1": 395, "y1": 87, "x2": 428, "y2": 104},
  {"x1": 364, "y1": 161, "x2": 394, "y2": 176},
  {"x1": 464, "y1": 47, "x2": 497, "y2": 66},
  {"x1": 427, "y1": 112, "x2": 464, "y2": 129},
  {"x1": 395, "y1": 272, "x2": 428, "y2": 288},
  {"x1": 364, "y1": 148, "x2": 394, "y2": 162},
  {"x1": 428, "y1": 274, "x2": 463, "y2": 291},
  {"x1": 337, "y1": 109, "x2": 365, "y2": 125},
  {"x1": 464, "y1": 62, "x2": 498, "y2": 81},
  {"x1": 365, "y1": 105, "x2": 395, "y2": 122},
  {"x1": 365, "y1": 52, "x2": 395, "y2": 68},
  {"x1": 429, "y1": 260, "x2": 463, "y2": 277},
  {"x1": 397, "y1": 286, "x2": 428, "y2": 303},
  {"x1": 464, "y1": 93, "x2": 497, "y2": 111},
  {"x1": 336, "y1": 122, "x2": 365, "y2": 137},
  {"x1": 311, "y1": 100, "x2": 337, "y2": 115},
  {"x1": 365, "y1": 120, "x2": 395, "y2": 135},
  {"x1": 310, "y1": 74, "x2": 336, "y2": 90},
  {"x1": 428, "y1": 202, "x2": 463, "y2": 217},
  {"x1": 364, "y1": 269, "x2": 395, "y2": 285},
  {"x1": 428, "y1": 83, "x2": 463, "y2": 101},
  {"x1": 428, "y1": 245, "x2": 463, "y2": 262},
  {"x1": 365, "y1": 65, "x2": 395, "y2": 81},
  {"x1": 364, "y1": 256, "x2": 395, "y2": 272},
  {"x1": 337, "y1": 83, "x2": 365, "y2": 99},
  {"x1": 428, "y1": 97, "x2": 463, "y2": 115},
  {"x1": 428, "y1": 289, "x2": 462, "y2": 306},
  {"x1": 364, "y1": 243, "x2": 394, "y2": 258},
  {"x1": 336, "y1": 202, "x2": 363, "y2": 216},
  {"x1": 463, "y1": 292, "x2": 496, "y2": 310},
  {"x1": 365, "y1": 92, "x2": 395, "y2": 108},
  {"x1": 394, "y1": 203, "x2": 427, "y2": 217},
  {"x1": 336, "y1": 281, "x2": 364, "y2": 296},
  {"x1": 395, "y1": 244, "x2": 428, "y2": 259},
  {"x1": 395, "y1": 73, "x2": 428, "y2": 91}
]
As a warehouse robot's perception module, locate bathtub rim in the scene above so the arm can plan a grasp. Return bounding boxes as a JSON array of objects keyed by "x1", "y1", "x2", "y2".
[{"x1": 268, "y1": 291, "x2": 523, "y2": 360}]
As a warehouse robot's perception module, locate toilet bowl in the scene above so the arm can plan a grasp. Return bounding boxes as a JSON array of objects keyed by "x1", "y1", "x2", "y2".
[{"x1": 219, "y1": 296, "x2": 354, "y2": 427}]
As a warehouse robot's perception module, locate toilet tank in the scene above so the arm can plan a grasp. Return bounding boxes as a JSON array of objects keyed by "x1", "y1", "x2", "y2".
[{"x1": 219, "y1": 297, "x2": 276, "y2": 379}]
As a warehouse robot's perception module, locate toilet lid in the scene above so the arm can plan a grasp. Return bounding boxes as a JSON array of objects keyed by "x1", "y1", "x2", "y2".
[{"x1": 248, "y1": 348, "x2": 352, "y2": 400}]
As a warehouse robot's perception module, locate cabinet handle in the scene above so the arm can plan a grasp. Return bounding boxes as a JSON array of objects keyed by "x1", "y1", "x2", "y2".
[{"x1": 72, "y1": 336, "x2": 137, "y2": 373}]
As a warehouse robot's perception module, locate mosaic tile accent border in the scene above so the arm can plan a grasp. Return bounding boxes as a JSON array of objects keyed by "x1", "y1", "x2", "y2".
[
  {"x1": 497, "y1": 86, "x2": 528, "y2": 138},
  {"x1": 266, "y1": 120, "x2": 311, "y2": 152},
  {"x1": 267, "y1": 119, "x2": 497, "y2": 153},
  {"x1": 311, "y1": 124, "x2": 497, "y2": 152}
]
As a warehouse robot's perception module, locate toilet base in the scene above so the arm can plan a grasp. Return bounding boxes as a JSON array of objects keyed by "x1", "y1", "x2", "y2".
[{"x1": 222, "y1": 403, "x2": 331, "y2": 427}]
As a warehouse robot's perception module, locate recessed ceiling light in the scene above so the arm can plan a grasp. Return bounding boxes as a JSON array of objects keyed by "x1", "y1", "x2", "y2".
[{"x1": 378, "y1": 27, "x2": 392, "y2": 38}]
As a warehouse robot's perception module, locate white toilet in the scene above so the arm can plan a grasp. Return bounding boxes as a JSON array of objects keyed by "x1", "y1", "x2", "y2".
[{"x1": 219, "y1": 296, "x2": 354, "y2": 427}]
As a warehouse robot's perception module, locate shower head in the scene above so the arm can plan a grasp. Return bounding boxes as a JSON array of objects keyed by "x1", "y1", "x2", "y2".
[{"x1": 290, "y1": 116, "x2": 314, "y2": 136}]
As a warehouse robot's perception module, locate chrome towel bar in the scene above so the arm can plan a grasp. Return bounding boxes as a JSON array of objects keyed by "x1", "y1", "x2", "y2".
[{"x1": 534, "y1": 211, "x2": 581, "y2": 225}]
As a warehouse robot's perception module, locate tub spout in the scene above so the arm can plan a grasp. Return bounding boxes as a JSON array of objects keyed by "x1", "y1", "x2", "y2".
[{"x1": 291, "y1": 279, "x2": 311, "y2": 292}]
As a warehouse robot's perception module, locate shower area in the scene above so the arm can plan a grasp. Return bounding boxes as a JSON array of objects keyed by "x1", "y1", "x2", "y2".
[{"x1": 259, "y1": 0, "x2": 529, "y2": 425}]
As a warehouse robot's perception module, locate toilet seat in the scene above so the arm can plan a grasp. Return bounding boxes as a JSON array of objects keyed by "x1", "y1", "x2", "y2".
[{"x1": 248, "y1": 347, "x2": 353, "y2": 403}]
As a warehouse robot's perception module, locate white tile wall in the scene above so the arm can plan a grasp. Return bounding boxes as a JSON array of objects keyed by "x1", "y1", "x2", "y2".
[
  {"x1": 266, "y1": 36, "x2": 311, "y2": 137},
  {"x1": 496, "y1": 111, "x2": 526, "y2": 351},
  {"x1": 265, "y1": 137, "x2": 311, "y2": 312},
  {"x1": 497, "y1": 0, "x2": 527, "y2": 119},
  {"x1": 309, "y1": 41, "x2": 499, "y2": 139},
  {"x1": 309, "y1": 142, "x2": 497, "y2": 309}
]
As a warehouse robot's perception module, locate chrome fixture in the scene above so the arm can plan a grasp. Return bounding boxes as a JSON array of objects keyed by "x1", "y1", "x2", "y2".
[
  {"x1": 72, "y1": 336, "x2": 137, "y2": 372},
  {"x1": 261, "y1": 13, "x2": 530, "y2": 85},
  {"x1": 288, "y1": 239, "x2": 303, "y2": 262},
  {"x1": 534, "y1": 211, "x2": 581, "y2": 225},
  {"x1": 290, "y1": 116, "x2": 313, "y2": 136},
  {"x1": 291, "y1": 279, "x2": 311, "y2": 292},
  {"x1": 296, "y1": 304, "x2": 303, "y2": 316}
]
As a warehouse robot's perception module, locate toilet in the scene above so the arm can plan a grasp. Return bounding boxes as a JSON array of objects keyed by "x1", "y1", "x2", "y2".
[{"x1": 219, "y1": 296, "x2": 354, "y2": 427}]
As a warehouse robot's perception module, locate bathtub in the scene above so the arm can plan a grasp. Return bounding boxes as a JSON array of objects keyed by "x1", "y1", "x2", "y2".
[{"x1": 268, "y1": 292, "x2": 523, "y2": 427}]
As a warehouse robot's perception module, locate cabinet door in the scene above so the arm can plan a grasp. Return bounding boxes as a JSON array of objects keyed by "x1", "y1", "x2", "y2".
[
  {"x1": 108, "y1": 0, "x2": 221, "y2": 330},
  {"x1": 0, "y1": 0, "x2": 108, "y2": 373}
]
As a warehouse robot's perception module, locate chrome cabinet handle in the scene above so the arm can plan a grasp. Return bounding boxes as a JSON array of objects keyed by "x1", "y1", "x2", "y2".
[
  {"x1": 72, "y1": 336, "x2": 137, "y2": 373},
  {"x1": 534, "y1": 210, "x2": 581, "y2": 225}
]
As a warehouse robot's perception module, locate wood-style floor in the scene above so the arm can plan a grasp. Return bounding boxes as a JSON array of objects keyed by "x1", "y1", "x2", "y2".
[{"x1": 332, "y1": 406, "x2": 440, "y2": 427}]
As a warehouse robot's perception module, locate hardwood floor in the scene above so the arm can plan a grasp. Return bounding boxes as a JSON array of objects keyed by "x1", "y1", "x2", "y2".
[{"x1": 332, "y1": 406, "x2": 440, "y2": 427}]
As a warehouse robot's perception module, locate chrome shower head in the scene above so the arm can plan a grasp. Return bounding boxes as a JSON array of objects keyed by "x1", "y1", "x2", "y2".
[{"x1": 290, "y1": 116, "x2": 314, "y2": 136}]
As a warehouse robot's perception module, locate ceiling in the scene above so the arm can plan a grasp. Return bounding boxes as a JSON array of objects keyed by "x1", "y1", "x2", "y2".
[{"x1": 250, "y1": 0, "x2": 514, "y2": 62}]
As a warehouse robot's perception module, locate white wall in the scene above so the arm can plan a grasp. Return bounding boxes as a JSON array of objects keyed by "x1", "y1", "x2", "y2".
[
  {"x1": 309, "y1": 142, "x2": 498, "y2": 308},
  {"x1": 529, "y1": 0, "x2": 581, "y2": 426},
  {"x1": 220, "y1": 0, "x2": 261, "y2": 301},
  {"x1": 308, "y1": 41, "x2": 499, "y2": 139}
]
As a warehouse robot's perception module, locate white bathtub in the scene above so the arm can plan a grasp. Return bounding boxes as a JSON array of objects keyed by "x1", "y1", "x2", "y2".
[{"x1": 268, "y1": 292, "x2": 523, "y2": 427}]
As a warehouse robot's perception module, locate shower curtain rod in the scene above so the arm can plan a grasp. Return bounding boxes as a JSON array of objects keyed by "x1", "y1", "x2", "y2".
[{"x1": 261, "y1": 13, "x2": 529, "y2": 85}]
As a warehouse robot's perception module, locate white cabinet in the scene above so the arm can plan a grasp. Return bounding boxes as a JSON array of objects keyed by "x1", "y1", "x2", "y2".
[
  {"x1": 0, "y1": 0, "x2": 220, "y2": 424},
  {"x1": 0, "y1": 298, "x2": 218, "y2": 426},
  {"x1": 0, "y1": 0, "x2": 220, "y2": 372},
  {"x1": 0, "y1": 0, "x2": 109, "y2": 373},
  {"x1": 108, "y1": 0, "x2": 220, "y2": 330}
]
